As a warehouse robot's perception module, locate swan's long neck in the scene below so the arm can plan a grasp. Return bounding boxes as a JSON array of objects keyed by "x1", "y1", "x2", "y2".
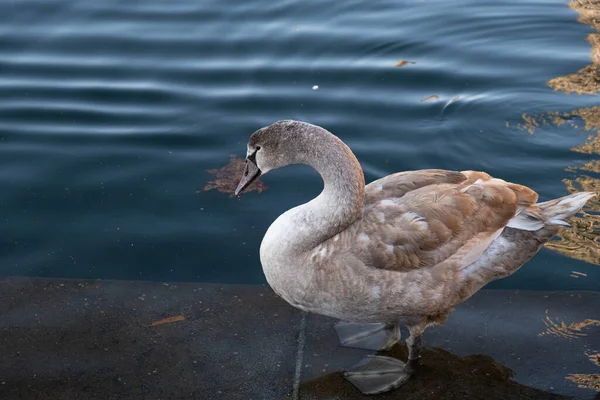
[{"x1": 261, "y1": 128, "x2": 365, "y2": 260}]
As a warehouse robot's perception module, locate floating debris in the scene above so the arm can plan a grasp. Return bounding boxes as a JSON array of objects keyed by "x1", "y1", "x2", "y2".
[
  {"x1": 201, "y1": 156, "x2": 268, "y2": 197},
  {"x1": 151, "y1": 315, "x2": 185, "y2": 326},
  {"x1": 312, "y1": 85, "x2": 319, "y2": 90},
  {"x1": 421, "y1": 95, "x2": 439, "y2": 102},
  {"x1": 539, "y1": 310, "x2": 600, "y2": 339},
  {"x1": 395, "y1": 60, "x2": 415, "y2": 67}
]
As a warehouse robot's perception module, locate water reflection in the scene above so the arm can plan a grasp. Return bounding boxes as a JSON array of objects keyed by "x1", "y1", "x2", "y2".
[
  {"x1": 540, "y1": 310, "x2": 600, "y2": 392},
  {"x1": 567, "y1": 371, "x2": 600, "y2": 392},
  {"x1": 548, "y1": 0, "x2": 600, "y2": 94},
  {"x1": 540, "y1": 309, "x2": 600, "y2": 339},
  {"x1": 201, "y1": 155, "x2": 268, "y2": 197},
  {"x1": 517, "y1": 0, "x2": 600, "y2": 266},
  {"x1": 519, "y1": 113, "x2": 600, "y2": 265}
]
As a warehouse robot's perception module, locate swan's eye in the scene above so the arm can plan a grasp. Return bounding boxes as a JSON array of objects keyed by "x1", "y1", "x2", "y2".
[{"x1": 256, "y1": 146, "x2": 261, "y2": 150}]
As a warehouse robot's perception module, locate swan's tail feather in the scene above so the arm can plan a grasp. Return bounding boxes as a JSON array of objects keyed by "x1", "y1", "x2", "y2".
[{"x1": 506, "y1": 191, "x2": 596, "y2": 231}]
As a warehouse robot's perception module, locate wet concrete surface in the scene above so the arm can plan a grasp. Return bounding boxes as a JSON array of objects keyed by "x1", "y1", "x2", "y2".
[{"x1": 0, "y1": 277, "x2": 598, "y2": 399}]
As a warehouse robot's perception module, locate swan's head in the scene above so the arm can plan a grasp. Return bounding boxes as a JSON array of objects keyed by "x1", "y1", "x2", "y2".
[{"x1": 235, "y1": 120, "x2": 319, "y2": 196}]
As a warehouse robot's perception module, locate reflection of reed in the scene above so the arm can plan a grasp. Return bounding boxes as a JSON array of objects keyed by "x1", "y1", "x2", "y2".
[
  {"x1": 547, "y1": 174, "x2": 600, "y2": 264},
  {"x1": 591, "y1": 33, "x2": 600, "y2": 64},
  {"x1": 539, "y1": 309, "x2": 600, "y2": 339},
  {"x1": 531, "y1": 3, "x2": 600, "y2": 392},
  {"x1": 539, "y1": 312, "x2": 600, "y2": 391},
  {"x1": 516, "y1": 0, "x2": 600, "y2": 264},
  {"x1": 539, "y1": 309, "x2": 600, "y2": 391},
  {"x1": 565, "y1": 374, "x2": 600, "y2": 391},
  {"x1": 548, "y1": 65, "x2": 600, "y2": 95},
  {"x1": 588, "y1": 351, "x2": 600, "y2": 368},
  {"x1": 517, "y1": 108, "x2": 600, "y2": 265},
  {"x1": 569, "y1": 0, "x2": 600, "y2": 31},
  {"x1": 551, "y1": 2, "x2": 600, "y2": 266},
  {"x1": 201, "y1": 155, "x2": 268, "y2": 197},
  {"x1": 548, "y1": 1, "x2": 600, "y2": 94}
]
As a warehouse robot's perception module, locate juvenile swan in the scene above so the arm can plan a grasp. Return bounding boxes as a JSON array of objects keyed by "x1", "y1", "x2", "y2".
[{"x1": 235, "y1": 120, "x2": 595, "y2": 395}]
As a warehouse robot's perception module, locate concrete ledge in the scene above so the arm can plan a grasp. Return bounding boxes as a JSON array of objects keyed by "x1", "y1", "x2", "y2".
[{"x1": 0, "y1": 277, "x2": 598, "y2": 399}]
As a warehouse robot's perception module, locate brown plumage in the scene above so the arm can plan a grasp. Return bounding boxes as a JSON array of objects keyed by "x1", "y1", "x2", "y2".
[{"x1": 236, "y1": 120, "x2": 596, "y2": 394}]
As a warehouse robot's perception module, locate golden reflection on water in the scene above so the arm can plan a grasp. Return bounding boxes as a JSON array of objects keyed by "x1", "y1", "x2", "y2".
[
  {"x1": 528, "y1": 5, "x2": 600, "y2": 389},
  {"x1": 516, "y1": 107, "x2": 600, "y2": 265},
  {"x1": 539, "y1": 309, "x2": 600, "y2": 339},
  {"x1": 548, "y1": 0, "x2": 600, "y2": 94},
  {"x1": 516, "y1": 0, "x2": 600, "y2": 266},
  {"x1": 565, "y1": 373, "x2": 600, "y2": 391},
  {"x1": 539, "y1": 311, "x2": 600, "y2": 391},
  {"x1": 588, "y1": 351, "x2": 600, "y2": 368}
]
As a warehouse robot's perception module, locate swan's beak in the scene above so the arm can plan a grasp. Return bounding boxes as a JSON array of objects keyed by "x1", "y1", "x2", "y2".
[{"x1": 235, "y1": 158, "x2": 261, "y2": 196}]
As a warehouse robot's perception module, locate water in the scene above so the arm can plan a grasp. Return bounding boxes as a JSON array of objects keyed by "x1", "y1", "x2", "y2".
[{"x1": 0, "y1": 0, "x2": 598, "y2": 290}]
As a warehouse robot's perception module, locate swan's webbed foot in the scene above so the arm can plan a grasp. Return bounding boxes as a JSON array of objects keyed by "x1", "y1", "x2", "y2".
[
  {"x1": 344, "y1": 355, "x2": 417, "y2": 395},
  {"x1": 344, "y1": 332, "x2": 422, "y2": 395},
  {"x1": 334, "y1": 322, "x2": 400, "y2": 351}
]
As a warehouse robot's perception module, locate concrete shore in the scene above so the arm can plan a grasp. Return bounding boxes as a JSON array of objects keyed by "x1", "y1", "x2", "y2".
[{"x1": 0, "y1": 277, "x2": 598, "y2": 399}]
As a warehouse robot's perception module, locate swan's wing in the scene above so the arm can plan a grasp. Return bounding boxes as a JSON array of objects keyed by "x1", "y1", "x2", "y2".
[
  {"x1": 343, "y1": 170, "x2": 539, "y2": 272},
  {"x1": 364, "y1": 169, "x2": 467, "y2": 206}
]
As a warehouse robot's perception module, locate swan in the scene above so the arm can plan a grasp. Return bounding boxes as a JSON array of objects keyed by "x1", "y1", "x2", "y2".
[{"x1": 234, "y1": 120, "x2": 595, "y2": 394}]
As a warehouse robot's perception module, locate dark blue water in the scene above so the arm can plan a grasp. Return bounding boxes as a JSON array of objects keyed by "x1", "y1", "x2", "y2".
[{"x1": 0, "y1": 0, "x2": 598, "y2": 290}]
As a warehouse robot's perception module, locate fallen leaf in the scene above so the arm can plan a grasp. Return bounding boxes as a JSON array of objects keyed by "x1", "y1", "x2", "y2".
[
  {"x1": 151, "y1": 315, "x2": 185, "y2": 326},
  {"x1": 395, "y1": 60, "x2": 415, "y2": 67},
  {"x1": 421, "y1": 95, "x2": 439, "y2": 102}
]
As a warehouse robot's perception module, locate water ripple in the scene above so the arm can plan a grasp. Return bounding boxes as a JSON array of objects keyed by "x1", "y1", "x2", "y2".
[{"x1": 0, "y1": 0, "x2": 598, "y2": 289}]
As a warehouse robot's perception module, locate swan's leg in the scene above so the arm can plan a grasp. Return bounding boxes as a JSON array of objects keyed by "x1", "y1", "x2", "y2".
[
  {"x1": 344, "y1": 325, "x2": 423, "y2": 395},
  {"x1": 334, "y1": 322, "x2": 400, "y2": 351}
]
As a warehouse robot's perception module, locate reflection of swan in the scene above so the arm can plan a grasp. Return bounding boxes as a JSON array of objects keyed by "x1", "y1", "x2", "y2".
[{"x1": 235, "y1": 120, "x2": 594, "y2": 395}]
